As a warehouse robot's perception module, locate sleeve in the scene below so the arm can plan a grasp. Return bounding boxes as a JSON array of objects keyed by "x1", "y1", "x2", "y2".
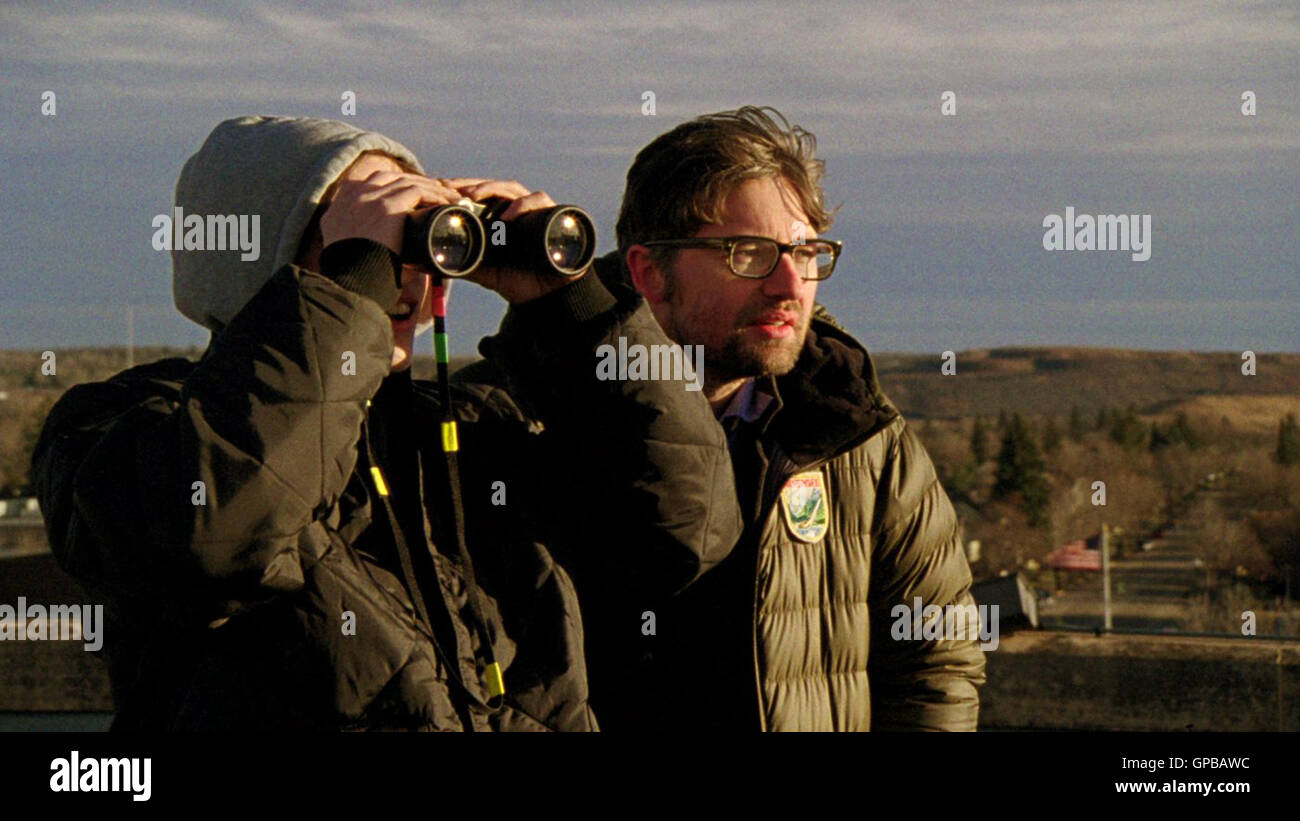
[
  {"x1": 30, "y1": 241, "x2": 400, "y2": 623},
  {"x1": 472, "y1": 273, "x2": 743, "y2": 599},
  {"x1": 866, "y1": 419, "x2": 987, "y2": 731}
]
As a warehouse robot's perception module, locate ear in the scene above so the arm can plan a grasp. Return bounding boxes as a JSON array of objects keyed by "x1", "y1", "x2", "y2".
[{"x1": 625, "y1": 244, "x2": 670, "y2": 304}]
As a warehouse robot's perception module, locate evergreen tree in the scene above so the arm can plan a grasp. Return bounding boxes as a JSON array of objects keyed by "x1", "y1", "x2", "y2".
[
  {"x1": 1149, "y1": 421, "x2": 1172, "y2": 452},
  {"x1": 1151, "y1": 412, "x2": 1200, "y2": 452},
  {"x1": 1278, "y1": 413, "x2": 1300, "y2": 466},
  {"x1": 1022, "y1": 473, "x2": 1051, "y2": 529},
  {"x1": 1095, "y1": 406, "x2": 1109, "y2": 431},
  {"x1": 1109, "y1": 405, "x2": 1146, "y2": 451},
  {"x1": 992, "y1": 419, "x2": 1022, "y2": 500},
  {"x1": 1068, "y1": 405, "x2": 1087, "y2": 442},
  {"x1": 970, "y1": 417, "x2": 989, "y2": 464},
  {"x1": 1042, "y1": 417, "x2": 1062, "y2": 455},
  {"x1": 1172, "y1": 412, "x2": 1200, "y2": 449},
  {"x1": 997, "y1": 408, "x2": 1008, "y2": 431},
  {"x1": 994, "y1": 413, "x2": 1051, "y2": 527}
]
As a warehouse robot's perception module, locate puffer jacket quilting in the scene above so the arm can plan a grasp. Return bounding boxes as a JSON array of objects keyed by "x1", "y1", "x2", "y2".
[
  {"x1": 749, "y1": 316, "x2": 986, "y2": 731},
  {"x1": 754, "y1": 410, "x2": 985, "y2": 731}
]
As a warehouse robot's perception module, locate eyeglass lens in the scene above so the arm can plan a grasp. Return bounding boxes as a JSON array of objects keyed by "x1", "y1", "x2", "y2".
[{"x1": 730, "y1": 239, "x2": 835, "y2": 279}]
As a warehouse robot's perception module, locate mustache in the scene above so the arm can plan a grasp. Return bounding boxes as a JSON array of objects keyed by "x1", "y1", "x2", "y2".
[{"x1": 737, "y1": 301, "x2": 805, "y2": 324}]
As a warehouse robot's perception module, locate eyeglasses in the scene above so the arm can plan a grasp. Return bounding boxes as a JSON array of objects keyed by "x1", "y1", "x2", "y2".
[{"x1": 641, "y1": 235, "x2": 842, "y2": 281}]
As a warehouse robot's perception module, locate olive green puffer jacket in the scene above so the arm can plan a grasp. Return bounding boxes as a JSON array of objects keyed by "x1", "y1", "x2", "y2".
[{"x1": 583, "y1": 273, "x2": 987, "y2": 731}]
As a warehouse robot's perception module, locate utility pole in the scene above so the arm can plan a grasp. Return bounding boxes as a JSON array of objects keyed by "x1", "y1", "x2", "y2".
[
  {"x1": 126, "y1": 304, "x2": 135, "y2": 370},
  {"x1": 1101, "y1": 523, "x2": 1113, "y2": 631}
]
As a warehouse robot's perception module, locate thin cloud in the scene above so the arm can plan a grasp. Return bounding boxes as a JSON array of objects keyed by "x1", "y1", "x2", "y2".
[{"x1": 0, "y1": 0, "x2": 1295, "y2": 351}]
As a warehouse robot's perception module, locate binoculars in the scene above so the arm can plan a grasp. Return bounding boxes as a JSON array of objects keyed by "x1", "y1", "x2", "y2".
[{"x1": 401, "y1": 196, "x2": 596, "y2": 278}]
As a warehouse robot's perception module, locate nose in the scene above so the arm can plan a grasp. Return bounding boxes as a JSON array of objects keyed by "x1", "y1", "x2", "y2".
[{"x1": 761, "y1": 250, "x2": 807, "y2": 299}]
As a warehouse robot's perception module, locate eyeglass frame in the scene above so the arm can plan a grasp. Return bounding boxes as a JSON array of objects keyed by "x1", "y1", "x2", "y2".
[{"x1": 640, "y1": 235, "x2": 842, "y2": 281}]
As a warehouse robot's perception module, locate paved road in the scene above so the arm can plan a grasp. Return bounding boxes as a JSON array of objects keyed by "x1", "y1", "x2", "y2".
[
  {"x1": 1039, "y1": 520, "x2": 1204, "y2": 630},
  {"x1": 1037, "y1": 487, "x2": 1297, "y2": 636}
]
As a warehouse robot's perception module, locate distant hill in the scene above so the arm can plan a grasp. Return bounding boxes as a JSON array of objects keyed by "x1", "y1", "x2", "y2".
[
  {"x1": 0, "y1": 347, "x2": 477, "y2": 494},
  {"x1": 0, "y1": 347, "x2": 477, "y2": 393},
  {"x1": 871, "y1": 347, "x2": 1300, "y2": 428},
  {"x1": 1, "y1": 344, "x2": 1297, "y2": 442}
]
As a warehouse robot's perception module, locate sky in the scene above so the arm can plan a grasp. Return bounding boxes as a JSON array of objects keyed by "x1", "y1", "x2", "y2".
[{"x1": 1, "y1": 0, "x2": 1297, "y2": 355}]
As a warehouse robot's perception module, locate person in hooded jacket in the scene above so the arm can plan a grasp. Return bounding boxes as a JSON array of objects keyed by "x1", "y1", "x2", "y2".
[
  {"x1": 29, "y1": 115, "x2": 741, "y2": 732},
  {"x1": 578, "y1": 106, "x2": 988, "y2": 731}
]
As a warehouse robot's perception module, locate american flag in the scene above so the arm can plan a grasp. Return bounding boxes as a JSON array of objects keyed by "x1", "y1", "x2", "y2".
[{"x1": 1046, "y1": 533, "x2": 1103, "y2": 571}]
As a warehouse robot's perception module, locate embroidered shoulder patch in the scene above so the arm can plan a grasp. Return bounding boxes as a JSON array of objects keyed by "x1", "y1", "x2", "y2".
[{"x1": 779, "y1": 470, "x2": 830, "y2": 543}]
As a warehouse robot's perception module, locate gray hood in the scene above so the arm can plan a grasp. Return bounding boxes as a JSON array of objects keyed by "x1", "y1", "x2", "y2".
[{"x1": 172, "y1": 115, "x2": 424, "y2": 331}]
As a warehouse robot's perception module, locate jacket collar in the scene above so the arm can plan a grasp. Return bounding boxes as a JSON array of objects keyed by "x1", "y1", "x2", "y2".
[
  {"x1": 764, "y1": 309, "x2": 900, "y2": 467},
  {"x1": 592, "y1": 251, "x2": 898, "y2": 465}
]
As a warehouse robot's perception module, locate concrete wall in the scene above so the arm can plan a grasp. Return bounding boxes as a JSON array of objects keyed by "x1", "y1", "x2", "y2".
[
  {"x1": 5, "y1": 628, "x2": 1296, "y2": 729},
  {"x1": 4, "y1": 545, "x2": 1298, "y2": 729},
  {"x1": 980, "y1": 630, "x2": 1300, "y2": 731},
  {"x1": 0, "y1": 640, "x2": 112, "y2": 711},
  {"x1": 0, "y1": 550, "x2": 113, "y2": 712}
]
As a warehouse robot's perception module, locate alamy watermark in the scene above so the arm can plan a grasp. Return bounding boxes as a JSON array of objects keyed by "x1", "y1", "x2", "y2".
[
  {"x1": 1042, "y1": 206, "x2": 1151, "y2": 261},
  {"x1": 152, "y1": 207, "x2": 260, "y2": 261},
  {"x1": 596, "y1": 336, "x2": 704, "y2": 392},
  {"x1": 890, "y1": 596, "x2": 999, "y2": 651},
  {"x1": 0, "y1": 597, "x2": 103, "y2": 651},
  {"x1": 50, "y1": 751, "x2": 150, "y2": 802}
]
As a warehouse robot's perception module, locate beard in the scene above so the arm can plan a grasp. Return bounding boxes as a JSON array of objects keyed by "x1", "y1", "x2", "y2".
[
  {"x1": 713, "y1": 331, "x2": 803, "y2": 379},
  {"x1": 675, "y1": 303, "x2": 809, "y2": 384}
]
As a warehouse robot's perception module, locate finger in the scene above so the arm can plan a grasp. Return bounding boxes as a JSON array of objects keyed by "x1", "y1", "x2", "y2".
[
  {"x1": 347, "y1": 170, "x2": 460, "y2": 197},
  {"x1": 359, "y1": 169, "x2": 408, "y2": 186},
  {"x1": 386, "y1": 173, "x2": 463, "y2": 198},
  {"x1": 330, "y1": 173, "x2": 414, "y2": 205},
  {"x1": 460, "y1": 180, "x2": 532, "y2": 201},
  {"x1": 440, "y1": 177, "x2": 491, "y2": 190},
  {"x1": 363, "y1": 178, "x2": 461, "y2": 209},
  {"x1": 356, "y1": 182, "x2": 434, "y2": 213},
  {"x1": 496, "y1": 190, "x2": 557, "y2": 221},
  {"x1": 403, "y1": 177, "x2": 465, "y2": 205}
]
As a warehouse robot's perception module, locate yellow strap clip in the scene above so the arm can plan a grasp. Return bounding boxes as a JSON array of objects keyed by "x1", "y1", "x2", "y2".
[
  {"x1": 369, "y1": 465, "x2": 389, "y2": 497},
  {"x1": 441, "y1": 420, "x2": 459, "y2": 452},
  {"x1": 484, "y1": 661, "x2": 505, "y2": 698}
]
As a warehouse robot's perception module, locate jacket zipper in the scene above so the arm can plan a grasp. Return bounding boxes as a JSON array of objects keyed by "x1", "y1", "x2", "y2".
[{"x1": 750, "y1": 449, "x2": 836, "y2": 732}]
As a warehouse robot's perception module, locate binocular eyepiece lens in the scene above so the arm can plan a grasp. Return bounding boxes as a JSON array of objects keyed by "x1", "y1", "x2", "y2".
[
  {"x1": 403, "y1": 204, "x2": 485, "y2": 277},
  {"x1": 542, "y1": 208, "x2": 595, "y2": 276},
  {"x1": 402, "y1": 198, "x2": 595, "y2": 278},
  {"x1": 427, "y1": 209, "x2": 481, "y2": 274}
]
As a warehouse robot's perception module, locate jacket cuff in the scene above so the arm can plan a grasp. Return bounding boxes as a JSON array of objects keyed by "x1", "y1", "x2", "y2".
[
  {"x1": 319, "y1": 238, "x2": 400, "y2": 310},
  {"x1": 498, "y1": 273, "x2": 618, "y2": 340}
]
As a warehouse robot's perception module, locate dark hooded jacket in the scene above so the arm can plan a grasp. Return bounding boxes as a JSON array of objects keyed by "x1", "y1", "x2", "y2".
[{"x1": 28, "y1": 118, "x2": 741, "y2": 731}]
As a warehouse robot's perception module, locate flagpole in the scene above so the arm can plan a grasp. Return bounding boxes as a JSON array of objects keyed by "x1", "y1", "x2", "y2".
[
  {"x1": 126, "y1": 304, "x2": 134, "y2": 370},
  {"x1": 1101, "y1": 523, "x2": 1112, "y2": 631}
]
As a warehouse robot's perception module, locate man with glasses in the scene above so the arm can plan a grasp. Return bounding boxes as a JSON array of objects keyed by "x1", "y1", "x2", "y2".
[{"x1": 585, "y1": 106, "x2": 986, "y2": 731}]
